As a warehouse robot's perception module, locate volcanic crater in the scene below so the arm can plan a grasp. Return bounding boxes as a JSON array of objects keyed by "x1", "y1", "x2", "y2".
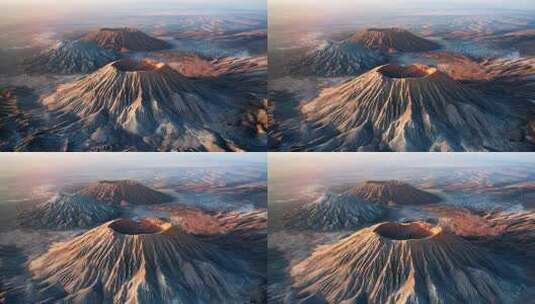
[
  {"x1": 108, "y1": 218, "x2": 170, "y2": 235},
  {"x1": 377, "y1": 64, "x2": 436, "y2": 79},
  {"x1": 373, "y1": 221, "x2": 439, "y2": 240},
  {"x1": 111, "y1": 59, "x2": 164, "y2": 72}
]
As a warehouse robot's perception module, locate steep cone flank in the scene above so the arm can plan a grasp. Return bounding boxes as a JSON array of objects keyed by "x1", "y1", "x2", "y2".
[
  {"x1": 25, "y1": 40, "x2": 119, "y2": 74},
  {"x1": 18, "y1": 193, "x2": 120, "y2": 229},
  {"x1": 83, "y1": 28, "x2": 170, "y2": 52},
  {"x1": 301, "y1": 64, "x2": 524, "y2": 151},
  {"x1": 29, "y1": 218, "x2": 259, "y2": 303},
  {"x1": 290, "y1": 41, "x2": 386, "y2": 77},
  {"x1": 285, "y1": 192, "x2": 385, "y2": 231},
  {"x1": 291, "y1": 221, "x2": 524, "y2": 304},
  {"x1": 351, "y1": 180, "x2": 441, "y2": 206},
  {"x1": 77, "y1": 180, "x2": 173, "y2": 206},
  {"x1": 350, "y1": 28, "x2": 440, "y2": 52},
  {"x1": 43, "y1": 59, "x2": 229, "y2": 138}
]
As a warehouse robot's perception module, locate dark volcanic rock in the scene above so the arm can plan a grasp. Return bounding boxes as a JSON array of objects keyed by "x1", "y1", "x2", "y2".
[
  {"x1": 83, "y1": 27, "x2": 170, "y2": 52},
  {"x1": 350, "y1": 27, "x2": 440, "y2": 52},
  {"x1": 351, "y1": 180, "x2": 442, "y2": 206},
  {"x1": 77, "y1": 180, "x2": 173, "y2": 206}
]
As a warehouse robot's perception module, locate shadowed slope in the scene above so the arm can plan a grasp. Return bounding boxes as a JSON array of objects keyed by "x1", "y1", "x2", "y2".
[{"x1": 0, "y1": 87, "x2": 30, "y2": 150}]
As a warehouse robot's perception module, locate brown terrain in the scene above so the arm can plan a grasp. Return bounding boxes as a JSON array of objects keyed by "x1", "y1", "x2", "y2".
[
  {"x1": 76, "y1": 180, "x2": 173, "y2": 206},
  {"x1": 350, "y1": 28, "x2": 440, "y2": 52},
  {"x1": 82, "y1": 28, "x2": 170, "y2": 52},
  {"x1": 350, "y1": 180, "x2": 442, "y2": 205},
  {"x1": 155, "y1": 204, "x2": 267, "y2": 236}
]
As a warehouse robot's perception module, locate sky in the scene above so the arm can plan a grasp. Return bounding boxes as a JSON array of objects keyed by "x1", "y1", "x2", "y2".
[
  {"x1": 269, "y1": 152, "x2": 534, "y2": 182},
  {"x1": 1, "y1": 0, "x2": 265, "y2": 24},
  {"x1": 269, "y1": 0, "x2": 535, "y2": 26},
  {"x1": 0, "y1": 152, "x2": 266, "y2": 178},
  {"x1": 2, "y1": 0, "x2": 265, "y2": 10}
]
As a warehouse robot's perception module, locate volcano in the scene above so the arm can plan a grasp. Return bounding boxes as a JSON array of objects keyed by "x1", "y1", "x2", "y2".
[
  {"x1": 42, "y1": 59, "x2": 244, "y2": 151},
  {"x1": 18, "y1": 193, "x2": 120, "y2": 230},
  {"x1": 350, "y1": 180, "x2": 442, "y2": 206},
  {"x1": 289, "y1": 41, "x2": 386, "y2": 77},
  {"x1": 350, "y1": 28, "x2": 440, "y2": 52},
  {"x1": 29, "y1": 218, "x2": 261, "y2": 303},
  {"x1": 83, "y1": 28, "x2": 170, "y2": 52},
  {"x1": 77, "y1": 180, "x2": 173, "y2": 206},
  {"x1": 291, "y1": 221, "x2": 524, "y2": 304},
  {"x1": 300, "y1": 64, "x2": 531, "y2": 151},
  {"x1": 285, "y1": 192, "x2": 385, "y2": 231},
  {"x1": 25, "y1": 40, "x2": 119, "y2": 74}
]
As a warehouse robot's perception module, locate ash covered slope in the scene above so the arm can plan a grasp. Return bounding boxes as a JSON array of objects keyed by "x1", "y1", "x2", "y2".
[
  {"x1": 29, "y1": 218, "x2": 261, "y2": 304},
  {"x1": 83, "y1": 28, "x2": 170, "y2": 52},
  {"x1": 289, "y1": 41, "x2": 386, "y2": 77},
  {"x1": 350, "y1": 28, "x2": 440, "y2": 52},
  {"x1": 42, "y1": 59, "x2": 248, "y2": 151},
  {"x1": 77, "y1": 180, "x2": 173, "y2": 206},
  {"x1": 300, "y1": 64, "x2": 532, "y2": 151},
  {"x1": 291, "y1": 222, "x2": 525, "y2": 304},
  {"x1": 285, "y1": 192, "x2": 385, "y2": 231},
  {"x1": 351, "y1": 180, "x2": 441, "y2": 206},
  {"x1": 25, "y1": 40, "x2": 119, "y2": 74},
  {"x1": 18, "y1": 193, "x2": 120, "y2": 230}
]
